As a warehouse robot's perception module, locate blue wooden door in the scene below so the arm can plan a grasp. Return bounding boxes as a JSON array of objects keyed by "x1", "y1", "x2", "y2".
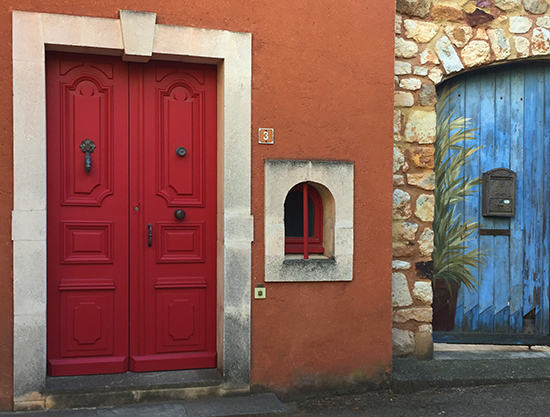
[{"x1": 441, "y1": 64, "x2": 550, "y2": 341}]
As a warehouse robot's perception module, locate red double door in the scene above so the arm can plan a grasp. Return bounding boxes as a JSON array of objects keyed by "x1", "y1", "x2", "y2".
[{"x1": 46, "y1": 53, "x2": 217, "y2": 376}]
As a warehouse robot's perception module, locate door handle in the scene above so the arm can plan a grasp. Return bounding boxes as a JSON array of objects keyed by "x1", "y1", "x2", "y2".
[
  {"x1": 79, "y1": 138, "x2": 96, "y2": 175},
  {"x1": 174, "y1": 209, "x2": 186, "y2": 220},
  {"x1": 147, "y1": 223, "x2": 153, "y2": 247}
]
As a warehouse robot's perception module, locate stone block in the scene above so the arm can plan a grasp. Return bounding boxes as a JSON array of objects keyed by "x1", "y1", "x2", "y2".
[
  {"x1": 395, "y1": 61, "x2": 413, "y2": 75},
  {"x1": 420, "y1": 48, "x2": 440, "y2": 65},
  {"x1": 445, "y1": 25, "x2": 473, "y2": 48},
  {"x1": 12, "y1": 12, "x2": 44, "y2": 62},
  {"x1": 404, "y1": 20, "x2": 440, "y2": 43},
  {"x1": 510, "y1": 16, "x2": 533, "y2": 33},
  {"x1": 413, "y1": 280, "x2": 434, "y2": 304},
  {"x1": 393, "y1": 273, "x2": 413, "y2": 307},
  {"x1": 408, "y1": 146, "x2": 435, "y2": 168},
  {"x1": 392, "y1": 328, "x2": 415, "y2": 356},
  {"x1": 407, "y1": 172, "x2": 435, "y2": 190},
  {"x1": 399, "y1": 78, "x2": 422, "y2": 90},
  {"x1": 514, "y1": 36, "x2": 530, "y2": 57},
  {"x1": 495, "y1": 0, "x2": 522, "y2": 10},
  {"x1": 418, "y1": 227, "x2": 434, "y2": 256},
  {"x1": 537, "y1": 16, "x2": 550, "y2": 28},
  {"x1": 436, "y1": 36, "x2": 464, "y2": 74},
  {"x1": 396, "y1": 0, "x2": 432, "y2": 18},
  {"x1": 475, "y1": 28, "x2": 489, "y2": 39},
  {"x1": 419, "y1": 84, "x2": 436, "y2": 106},
  {"x1": 395, "y1": 37, "x2": 419, "y2": 58},
  {"x1": 523, "y1": 0, "x2": 549, "y2": 14},
  {"x1": 396, "y1": 14, "x2": 403, "y2": 34},
  {"x1": 14, "y1": 241, "x2": 46, "y2": 317},
  {"x1": 119, "y1": 10, "x2": 157, "y2": 62},
  {"x1": 395, "y1": 91, "x2": 415, "y2": 107},
  {"x1": 393, "y1": 260, "x2": 412, "y2": 270},
  {"x1": 414, "y1": 66, "x2": 429, "y2": 76},
  {"x1": 393, "y1": 221, "x2": 419, "y2": 242},
  {"x1": 405, "y1": 110, "x2": 436, "y2": 144},
  {"x1": 394, "y1": 175, "x2": 405, "y2": 186},
  {"x1": 14, "y1": 314, "x2": 46, "y2": 398},
  {"x1": 431, "y1": 6, "x2": 464, "y2": 22},
  {"x1": 488, "y1": 28, "x2": 511, "y2": 60},
  {"x1": 428, "y1": 67, "x2": 443, "y2": 84},
  {"x1": 532, "y1": 27, "x2": 550, "y2": 55},
  {"x1": 393, "y1": 243, "x2": 414, "y2": 258},
  {"x1": 413, "y1": 331, "x2": 434, "y2": 360},
  {"x1": 461, "y1": 40, "x2": 491, "y2": 67},
  {"x1": 393, "y1": 307, "x2": 433, "y2": 323},
  {"x1": 393, "y1": 189, "x2": 412, "y2": 220},
  {"x1": 465, "y1": 9, "x2": 495, "y2": 26},
  {"x1": 394, "y1": 147, "x2": 406, "y2": 173},
  {"x1": 415, "y1": 195, "x2": 435, "y2": 222},
  {"x1": 12, "y1": 210, "x2": 46, "y2": 241},
  {"x1": 13, "y1": 59, "x2": 47, "y2": 211},
  {"x1": 394, "y1": 110, "x2": 403, "y2": 140}
]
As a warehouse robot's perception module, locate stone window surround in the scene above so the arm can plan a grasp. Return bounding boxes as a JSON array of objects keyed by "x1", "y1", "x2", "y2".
[
  {"x1": 264, "y1": 160, "x2": 353, "y2": 282},
  {"x1": 12, "y1": 10, "x2": 253, "y2": 406}
]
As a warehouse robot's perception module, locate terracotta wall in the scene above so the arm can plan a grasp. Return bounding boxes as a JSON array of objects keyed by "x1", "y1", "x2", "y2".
[{"x1": 1, "y1": 0, "x2": 395, "y2": 406}]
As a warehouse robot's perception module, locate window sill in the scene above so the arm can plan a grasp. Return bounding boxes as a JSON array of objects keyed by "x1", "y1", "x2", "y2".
[
  {"x1": 265, "y1": 253, "x2": 351, "y2": 282},
  {"x1": 284, "y1": 254, "x2": 335, "y2": 263}
]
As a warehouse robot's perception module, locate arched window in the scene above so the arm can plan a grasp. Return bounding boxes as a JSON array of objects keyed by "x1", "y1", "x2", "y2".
[{"x1": 284, "y1": 182, "x2": 324, "y2": 258}]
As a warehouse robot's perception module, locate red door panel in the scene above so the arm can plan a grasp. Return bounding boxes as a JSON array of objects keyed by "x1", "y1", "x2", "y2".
[
  {"x1": 129, "y1": 62, "x2": 217, "y2": 372},
  {"x1": 47, "y1": 54, "x2": 217, "y2": 376},
  {"x1": 47, "y1": 53, "x2": 130, "y2": 376}
]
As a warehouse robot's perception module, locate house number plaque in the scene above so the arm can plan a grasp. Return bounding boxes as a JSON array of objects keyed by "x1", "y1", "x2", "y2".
[{"x1": 258, "y1": 128, "x2": 274, "y2": 144}]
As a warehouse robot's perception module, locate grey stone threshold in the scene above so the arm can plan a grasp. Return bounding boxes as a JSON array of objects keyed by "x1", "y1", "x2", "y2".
[
  {"x1": 43, "y1": 369, "x2": 241, "y2": 410},
  {"x1": 46, "y1": 369, "x2": 223, "y2": 393}
]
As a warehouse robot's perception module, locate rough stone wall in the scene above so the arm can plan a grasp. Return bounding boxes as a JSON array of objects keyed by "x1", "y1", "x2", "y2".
[{"x1": 392, "y1": 0, "x2": 550, "y2": 358}]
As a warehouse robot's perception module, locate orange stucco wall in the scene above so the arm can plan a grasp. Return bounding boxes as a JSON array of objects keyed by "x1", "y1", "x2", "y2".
[{"x1": 1, "y1": 0, "x2": 394, "y2": 408}]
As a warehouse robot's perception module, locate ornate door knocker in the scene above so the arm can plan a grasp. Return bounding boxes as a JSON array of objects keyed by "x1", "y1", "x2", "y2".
[{"x1": 79, "y1": 139, "x2": 96, "y2": 175}]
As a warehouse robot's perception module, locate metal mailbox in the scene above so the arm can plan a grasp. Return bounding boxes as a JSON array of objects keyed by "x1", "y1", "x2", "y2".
[{"x1": 482, "y1": 168, "x2": 516, "y2": 217}]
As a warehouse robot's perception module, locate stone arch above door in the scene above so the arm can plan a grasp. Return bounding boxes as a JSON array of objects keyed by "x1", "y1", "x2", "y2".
[
  {"x1": 12, "y1": 10, "x2": 252, "y2": 409},
  {"x1": 392, "y1": 1, "x2": 550, "y2": 358}
]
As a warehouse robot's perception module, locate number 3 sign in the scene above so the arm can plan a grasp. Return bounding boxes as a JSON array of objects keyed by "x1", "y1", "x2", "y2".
[{"x1": 258, "y1": 128, "x2": 274, "y2": 144}]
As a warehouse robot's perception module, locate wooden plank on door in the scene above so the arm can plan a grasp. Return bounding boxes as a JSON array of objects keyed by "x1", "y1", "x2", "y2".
[
  {"x1": 542, "y1": 65, "x2": 550, "y2": 334},
  {"x1": 493, "y1": 67, "x2": 512, "y2": 333},
  {"x1": 509, "y1": 66, "x2": 525, "y2": 334},
  {"x1": 461, "y1": 73, "x2": 483, "y2": 330},
  {"x1": 448, "y1": 80, "x2": 466, "y2": 330},
  {"x1": 478, "y1": 70, "x2": 497, "y2": 332},
  {"x1": 522, "y1": 66, "x2": 545, "y2": 332}
]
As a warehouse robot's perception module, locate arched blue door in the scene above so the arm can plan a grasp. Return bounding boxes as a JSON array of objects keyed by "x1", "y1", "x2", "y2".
[{"x1": 439, "y1": 63, "x2": 550, "y2": 343}]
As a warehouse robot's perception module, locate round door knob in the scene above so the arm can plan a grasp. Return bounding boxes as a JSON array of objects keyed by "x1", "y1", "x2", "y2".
[
  {"x1": 176, "y1": 147, "x2": 187, "y2": 157},
  {"x1": 174, "y1": 209, "x2": 186, "y2": 220}
]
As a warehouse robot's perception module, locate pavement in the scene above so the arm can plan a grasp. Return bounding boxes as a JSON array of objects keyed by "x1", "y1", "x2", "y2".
[
  {"x1": 3, "y1": 343, "x2": 550, "y2": 416},
  {"x1": 287, "y1": 380, "x2": 550, "y2": 416},
  {"x1": 0, "y1": 394, "x2": 289, "y2": 417}
]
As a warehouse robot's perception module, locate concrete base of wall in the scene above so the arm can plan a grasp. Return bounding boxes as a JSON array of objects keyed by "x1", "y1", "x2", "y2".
[{"x1": 251, "y1": 370, "x2": 391, "y2": 403}]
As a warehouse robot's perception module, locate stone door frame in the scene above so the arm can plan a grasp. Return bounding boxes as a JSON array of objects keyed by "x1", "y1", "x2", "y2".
[{"x1": 12, "y1": 10, "x2": 252, "y2": 406}]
